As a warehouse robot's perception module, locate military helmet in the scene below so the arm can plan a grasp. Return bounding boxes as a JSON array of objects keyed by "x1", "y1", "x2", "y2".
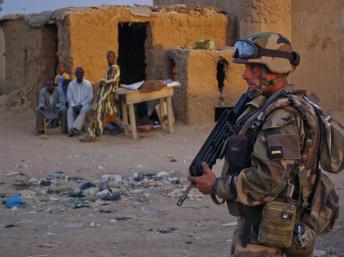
[{"x1": 232, "y1": 32, "x2": 300, "y2": 74}]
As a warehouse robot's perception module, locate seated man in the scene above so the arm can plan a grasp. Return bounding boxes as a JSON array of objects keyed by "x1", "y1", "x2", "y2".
[
  {"x1": 35, "y1": 79, "x2": 66, "y2": 134},
  {"x1": 67, "y1": 67, "x2": 93, "y2": 137}
]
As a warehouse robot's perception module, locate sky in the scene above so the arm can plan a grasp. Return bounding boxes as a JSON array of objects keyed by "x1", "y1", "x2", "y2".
[{"x1": 1, "y1": 0, "x2": 153, "y2": 15}]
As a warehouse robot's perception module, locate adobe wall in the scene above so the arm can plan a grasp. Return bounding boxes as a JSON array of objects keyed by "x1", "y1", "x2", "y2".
[
  {"x1": 1, "y1": 19, "x2": 57, "y2": 108},
  {"x1": 240, "y1": 0, "x2": 291, "y2": 39},
  {"x1": 168, "y1": 48, "x2": 246, "y2": 124},
  {"x1": 0, "y1": 27, "x2": 5, "y2": 95},
  {"x1": 57, "y1": 16, "x2": 73, "y2": 77},
  {"x1": 147, "y1": 7, "x2": 228, "y2": 80},
  {"x1": 64, "y1": 6, "x2": 228, "y2": 84},
  {"x1": 153, "y1": 0, "x2": 291, "y2": 41},
  {"x1": 291, "y1": 0, "x2": 344, "y2": 111}
]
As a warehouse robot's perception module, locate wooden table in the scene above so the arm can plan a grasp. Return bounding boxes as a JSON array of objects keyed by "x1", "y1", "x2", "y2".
[{"x1": 117, "y1": 86, "x2": 174, "y2": 139}]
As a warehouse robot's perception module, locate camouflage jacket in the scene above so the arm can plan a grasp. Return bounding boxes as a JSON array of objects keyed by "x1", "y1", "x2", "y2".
[{"x1": 215, "y1": 86, "x2": 318, "y2": 215}]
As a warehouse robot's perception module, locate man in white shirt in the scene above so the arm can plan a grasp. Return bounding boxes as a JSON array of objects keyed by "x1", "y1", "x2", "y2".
[{"x1": 67, "y1": 67, "x2": 93, "y2": 137}]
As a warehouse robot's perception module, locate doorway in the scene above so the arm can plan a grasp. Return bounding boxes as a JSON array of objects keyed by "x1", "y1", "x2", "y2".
[
  {"x1": 118, "y1": 22, "x2": 150, "y2": 123},
  {"x1": 118, "y1": 22, "x2": 147, "y2": 85}
]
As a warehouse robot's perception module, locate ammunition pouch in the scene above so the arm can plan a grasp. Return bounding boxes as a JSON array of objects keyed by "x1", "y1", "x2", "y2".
[
  {"x1": 258, "y1": 200, "x2": 297, "y2": 248},
  {"x1": 227, "y1": 134, "x2": 253, "y2": 176}
]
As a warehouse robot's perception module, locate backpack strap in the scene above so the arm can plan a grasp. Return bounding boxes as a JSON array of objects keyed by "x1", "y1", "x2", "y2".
[{"x1": 247, "y1": 89, "x2": 321, "y2": 209}]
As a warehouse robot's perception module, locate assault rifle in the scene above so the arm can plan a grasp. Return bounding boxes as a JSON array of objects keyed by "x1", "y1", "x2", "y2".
[{"x1": 177, "y1": 90, "x2": 257, "y2": 206}]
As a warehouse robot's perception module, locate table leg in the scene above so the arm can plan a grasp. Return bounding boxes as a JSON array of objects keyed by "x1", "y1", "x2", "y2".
[
  {"x1": 121, "y1": 99, "x2": 129, "y2": 136},
  {"x1": 128, "y1": 104, "x2": 138, "y2": 139},
  {"x1": 167, "y1": 96, "x2": 174, "y2": 133},
  {"x1": 159, "y1": 98, "x2": 167, "y2": 130}
]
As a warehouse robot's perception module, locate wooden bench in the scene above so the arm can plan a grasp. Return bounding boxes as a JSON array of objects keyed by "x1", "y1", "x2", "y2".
[{"x1": 117, "y1": 86, "x2": 174, "y2": 139}]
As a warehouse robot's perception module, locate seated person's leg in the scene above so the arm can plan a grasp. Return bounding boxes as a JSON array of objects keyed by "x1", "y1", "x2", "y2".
[
  {"x1": 35, "y1": 109, "x2": 45, "y2": 134},
  {"x1": 67, "y1": 107, "x2": 75, "y2": 133},
  {"x1": 59, "y1": 108, "x2": 68, "y2": 133},
  {"x1": 73, "y1": 104, "x2": 91, "y2": 132}
]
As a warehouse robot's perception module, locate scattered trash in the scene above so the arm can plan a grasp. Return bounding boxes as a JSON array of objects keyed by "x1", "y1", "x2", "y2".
[
  {"x1": 222, "y1": 221, "x2": 238, "y2": 227},
  {"x1": 158, "y1": 227, "x2": 177, "y2": 234},
  {"x1": 168, "y1": 177, "x2": 180, "y2": 184},
  {"x1": 40, "y1": 180, "x2": 51, "y2": 186},
  {"x1": 19, "y1": 190, "x2": 36, "y2": 199},
  {"x1": 68, "y1": 191, "x2": 84, "y2": 198},
  {"x1": 98, "y1": 181, "x2": 108, "y2": 191},
  {"x1": 101, "y1": 191, "x2": 121, "y2": 201},
  {"x1": 13, "y1": 179, "x2": 32, "y2": 187},
  {"x1": 80, "y1": 182, "x2": 97, "y2": 190},
  {"x1": 46, "y1": 171, "x2": 64, "y2": 180},
  {"x1": 96, "y1": 189, "x2": 111, "y2": 200},
  {"x1": 101, "y1": 174, "x2": 122, "y2": 183},
  {"x1": 99, "y1": 208, "x2": 118, "y2": 214},
  {"x1": 71, "y1": 198, "x2": 90, "y2": 209},
  {"x1": 156, "y1": 171, "x2": 169, "y2": 177},
  {"x1": 114, "y1": 216, "x2": 132, "y2": 221},
  {"x1": 3, "y1": 170, "x2": 184, "y2": 216},
  {"x1": 29, "y1": 178, "x2": 40, "y2": 185},
  {"x1": 3, "y1": 193, "x2": 27, "y2": 208}
]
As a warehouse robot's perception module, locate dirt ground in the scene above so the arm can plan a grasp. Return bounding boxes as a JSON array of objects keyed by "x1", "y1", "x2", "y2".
[{"x1": 0, "y1": 108, "x2": 344, "y2": 257}]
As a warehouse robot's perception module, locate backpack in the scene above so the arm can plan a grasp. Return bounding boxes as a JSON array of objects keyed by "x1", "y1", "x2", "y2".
[{"x1": 253, "y1": 88, "x2": 343, "y2": 234}]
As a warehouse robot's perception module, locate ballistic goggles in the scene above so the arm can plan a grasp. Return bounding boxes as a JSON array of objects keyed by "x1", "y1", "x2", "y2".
[{"x1": 233, "y1": 40, "x2": 300, "y2": 66}]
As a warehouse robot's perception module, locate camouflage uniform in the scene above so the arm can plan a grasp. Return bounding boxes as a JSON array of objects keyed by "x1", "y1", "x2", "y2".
[{"x1": 214, "y1": 33, "x2": 317, "y2": 257}]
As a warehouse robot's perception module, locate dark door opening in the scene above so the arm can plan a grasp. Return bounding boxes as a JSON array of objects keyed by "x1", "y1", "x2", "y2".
[{"x1": 118, "y1": 22, "x2": 147, "y2": 85}]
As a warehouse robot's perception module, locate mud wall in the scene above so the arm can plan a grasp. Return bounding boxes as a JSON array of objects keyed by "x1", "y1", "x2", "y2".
[
  {"x1": 57, "y1": 16, "x2": 73, "y2": 78},
  {"x1": 147, "y1": 9, "x2": 228, "y2": 80},
  {"x1": 240, "y1": 0, "x2": 291, "y2": 39},
  {"x1": 0, "y1": 27, "x2": 5, "y2": 95},
  {"x1": 65, "y1": 7, "x2": 228, "y2": 84},
  {"x1": 168, "y1": 48, "x2": 246, "y2": 124},
  {"x1": 1, "y1": 19, "x2": 58, "y2": 107},
  {"x1": 154, "y1": 0, "x2": 291, "y2": 41},
  {"x1": 291, "y1": 0, "x2": 344, "y2": 111}
]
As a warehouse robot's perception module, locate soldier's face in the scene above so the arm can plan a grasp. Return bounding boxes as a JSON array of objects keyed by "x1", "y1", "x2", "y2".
[{"x1": 243, "y1": 64, "x2": 262, "y2": 90}]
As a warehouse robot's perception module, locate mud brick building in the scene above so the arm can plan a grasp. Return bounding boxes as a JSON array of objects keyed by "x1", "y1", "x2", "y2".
[
  {"x1": 154, "y1": 0, "x2": 344, "y2": 112},
  {"x1": 0, "y1": 5, "x2": 233, "y2": 125}
]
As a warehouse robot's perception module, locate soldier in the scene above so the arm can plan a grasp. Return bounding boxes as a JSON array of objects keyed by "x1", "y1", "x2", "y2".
[{"x1": 189, "y1": 32, "x2": 320, "y2": 257}]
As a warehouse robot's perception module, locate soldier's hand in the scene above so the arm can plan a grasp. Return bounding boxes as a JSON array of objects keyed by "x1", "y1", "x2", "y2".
[{"x1": 188, "y1": 162, "x2": 216, "y2": 195}]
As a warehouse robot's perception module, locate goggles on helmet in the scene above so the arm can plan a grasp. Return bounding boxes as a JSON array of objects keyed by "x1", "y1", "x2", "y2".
[{"x1": 233, "y1": 40, "x2": 300, "y2": 66}]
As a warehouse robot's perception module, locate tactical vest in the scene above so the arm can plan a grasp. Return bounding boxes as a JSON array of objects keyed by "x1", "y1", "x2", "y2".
[{"x1": 229, "y1": 88, "x2": 340, "y2": 235}]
